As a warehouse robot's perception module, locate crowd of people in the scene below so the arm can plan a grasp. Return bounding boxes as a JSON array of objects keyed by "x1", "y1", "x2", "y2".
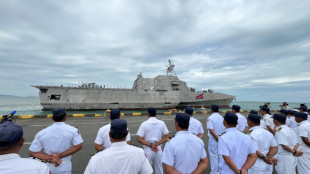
[{"x1": 0, "y1": 103, "x2": 309, "y2": 174}]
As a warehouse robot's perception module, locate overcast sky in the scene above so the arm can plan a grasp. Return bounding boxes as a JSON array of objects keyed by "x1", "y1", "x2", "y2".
[{"x1": 0, "y1": 0, "x2": 310, "y2": 102}]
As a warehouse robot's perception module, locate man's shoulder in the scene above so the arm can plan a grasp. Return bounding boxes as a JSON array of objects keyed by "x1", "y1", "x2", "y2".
[{"x1": 14, "y1": 157, "x2": 49, "y2": 170}]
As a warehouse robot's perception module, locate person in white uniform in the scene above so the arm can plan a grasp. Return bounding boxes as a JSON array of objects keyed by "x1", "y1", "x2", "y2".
[
  {"x1": 207, "y1": 104, "x2": 226, "y2": 174},
  {"x1": 273, "y1": 114, "x2": 301, "y2": 174},
  {"x1": 232, "y1": 105, "x2": 248, "y2": 133},
  {"x1": 218, "y1": 112, "x2": 257, "y2": 174},
  {"x1": 137, "y1": 108, "x2": 170, "y2": 174},
  {"x1": 307, "y1": 109, "x2": 310, "y2": 122},
  {"x1": 0, "y1": 121, "x2": 50, "y2": 174},
  {"x1": 94, "y1": 109, "x2": 131, "y2": 152},
  {"x1": 162, "y1": 113, "x2": 209, "y2": 174},
  {"x1": 294, "y1": 112, "x2": 310, "y2": 174},
  {"x1": 85, "y1": 119, "x2": 153, "y2": 174},
  {"x1": 29, "y1": 108, "x2": 83, "y2": 174},
  {"x1": 280, "y1": 109, "x2": 291, "y2": 127},
  {"x1": 185, "y1": 107, "x2": 204, "y2": 139},
  {"x1": 287, "y1": 110, "x2": 298, "y2": 135},
  {"x1": 260, "y1": 107, "x2": 275, "y2": 134},
  {"x1": 246, "y1": 114, "x2": 278, "y2": 174},
  {"x1": 250, "y1": 110, "x2": 266, "y2": 129}
]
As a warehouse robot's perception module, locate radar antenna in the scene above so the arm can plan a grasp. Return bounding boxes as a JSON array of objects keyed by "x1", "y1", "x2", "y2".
[{"x1": 166, "y1": 59, "x2": 177, "y2": 76}]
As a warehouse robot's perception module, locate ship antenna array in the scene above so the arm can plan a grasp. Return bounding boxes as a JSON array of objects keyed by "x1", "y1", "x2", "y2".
[{"x1": 166, "y1": 59, "x2": 177, "y2": 76}]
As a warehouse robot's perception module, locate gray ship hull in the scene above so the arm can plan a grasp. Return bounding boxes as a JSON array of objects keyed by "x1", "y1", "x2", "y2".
[{"x1": 34, "y1": 75, "x2": 235, "y2": 110}]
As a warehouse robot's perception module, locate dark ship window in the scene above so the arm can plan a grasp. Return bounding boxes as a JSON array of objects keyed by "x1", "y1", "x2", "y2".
[
  {"x1": 50, "y1": 95, "x2": 61, "y2": 100},
  {"x1": 40, "y1": 89, "x2": 48, "y2": 93},
  {"x1": 110, "y1": 102, "x2": 119, "y2": 104}
]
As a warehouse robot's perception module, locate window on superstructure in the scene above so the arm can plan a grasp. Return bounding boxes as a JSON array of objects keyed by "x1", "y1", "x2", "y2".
[{"x1": 50, "y1": 95, "x2": 61, "y2": 100}]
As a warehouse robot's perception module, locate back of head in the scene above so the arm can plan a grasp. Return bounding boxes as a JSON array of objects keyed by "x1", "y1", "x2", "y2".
[
  {"x1": 273, "y1": 114, "x2": 286, "y2": 124},
  {"x1": 247, "y1": 114, "x2": 261, "y2": 125},
  {"x1": 224, "y1": 112, "x2": 238, "y2": 127},
  {"x1": 110, "y1": 119, "x2": 127, "y2": 140},
  {"x1": 280, "y1": 109, "x2": 287, "y2": 115},
  {"x1": 294, "y1": 112, "x2": 308, "y2": 120},
  {"x1": 250, "y1": 110, "x2": 258, "y2": 115},
  {"x1": 175, "y1": 113, "x2": 190, "y2": 129},
  {"x1": 299, "y1": 106, "x2": 307, "y2": 112},
  {"x1": 261, "y1": 106, "x2": 270, "y2": 114},
  {"x1": 148, "y1": 107, "x2": 157, "y2": 117},
  {"x1": 211, "y1": 104, "x2": 219, "y2": 112},
  {"x1": 0, "y1": 121, "x2": 23, "y2": 150},
  {"x1": 110, "y1": 109, "x2": 121, "y2": 120},
  {"x1": 286, "y1": 110, "x2": 294, "y2": 116},
  {"x1": 185, "y1": 107, "x2": 193, "y2": 116},
  {"x1": 232, "y1": 105, "x2": 241, "y2": 112},
  {"x1": 52, "y1": 108, "x2": 66, "y2": 122}
]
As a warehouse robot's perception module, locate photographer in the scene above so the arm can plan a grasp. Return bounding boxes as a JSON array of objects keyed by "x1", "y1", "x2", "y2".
[{"x1": 0, "y1": 121, "x2": 50, "y2": 174}]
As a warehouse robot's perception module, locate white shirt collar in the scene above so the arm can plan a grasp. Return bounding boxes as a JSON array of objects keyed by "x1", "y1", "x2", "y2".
[
  {"x1": 0, "y1": 153, "x2": 20, "y2": 161},
  {"x1": 249, "y1": 126, "x2": 260, "y2": 131},
  {"x1": 148, "y1": 117, "x2": 158, "y2": 121},
  {"x1": 111, "y1": 141, "x2": 127, "y2": 147},
  {"x1": 53, "y1": 122, "x2": 66, "y2": 125},
  {"x1": 175, "y1": 130, "x2": 190, "y2": 136},
  {"x1": 226, "y1": 127, "x2": 237, "y2": 132}
]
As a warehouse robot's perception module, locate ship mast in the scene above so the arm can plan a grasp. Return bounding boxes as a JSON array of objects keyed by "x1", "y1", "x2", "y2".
[{"x1": 166, "y1": 59, "x2": 177, "y2": 76}]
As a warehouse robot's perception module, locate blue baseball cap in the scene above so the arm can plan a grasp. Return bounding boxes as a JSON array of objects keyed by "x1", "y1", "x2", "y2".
[
  {"x1": 110, "y1": 119, "x2": 127, "y2": 135},
  {"x1": 148, "y1": 108, "x2": 157, "y2": 116},
  {"x1": 110, "y1": 109, "x2": 121, "y2": 120},
  {"x1": 185, "y1": 107, "x2": 193, "y2": 115},
  {"x1": 0, "y1": 122, "x2": 23, "y2": 148},
  {"x1": 53, "y1": 108, "x2": 66, "y2": 118}
]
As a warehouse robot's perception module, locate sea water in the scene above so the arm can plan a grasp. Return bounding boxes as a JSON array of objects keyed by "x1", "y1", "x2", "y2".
[{"x1": 0, "y1": 96, "x2": 308, "y2": 115}]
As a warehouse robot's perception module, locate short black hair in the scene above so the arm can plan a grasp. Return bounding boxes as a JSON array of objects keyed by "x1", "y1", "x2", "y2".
[
  {"x1": 53, "y1": 115, "x2": 65, "y2": 122},
  {"x1": 224, "y1": 112, "x2": 238, "y2": 126},
  {"x1": 211, "y1": 104, "x2": 219, "y2": 112},
  {"x1": 175, "y1": 113, "x2": 190, "y2": 129},
  {"x1": 273, "y1": 114, "x2": 286, "y2": 124},
  {"x1": 110, "y1": 131, "x2": 127, "y2": 139}
]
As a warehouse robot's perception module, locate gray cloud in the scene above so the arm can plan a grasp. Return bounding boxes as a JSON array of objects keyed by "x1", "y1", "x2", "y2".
[{"x1": 0, "y1": 0, "x2": 310, "y2": 102}]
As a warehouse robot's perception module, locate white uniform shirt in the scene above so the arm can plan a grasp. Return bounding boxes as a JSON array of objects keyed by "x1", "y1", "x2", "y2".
[
  {"x1": 94, "y1": 123, "x2": 131, "y2": 149},
  {"x1": 285, "y1": 117, "x2": 291, "y2": 127},
  {"x1": 263, "y1": 114, "x2": 274, "y2": 130},
  {"x1": 274, "y1": 125, "x2": 298, "y2": 155},
  {"x1": 29, "y1": 122, "x2": 83, "y2": 173},
  {"x1": 218, "y1": 128, "x2": 256, "y2": 174},
  {"x1": 29, "y1": 122, "x2": 83, "y2": 161},
  {"x1": 260, "y1": 119, "x2": 266, "y2": 129},
  {"x1": 236, "y1": 113, "x2": 248, "y2": 132},
  {"x1": 162, "y1": 131, "x2": 207, "y2": 173},
  {"x1": 288, "y1": 116, "x2": 298, "y2": 134},
  {"x1": 207, "y1": 112, "x2": 225, "y2": 141},
  {"x1": 297, "y1": 120, "x2": 310, "y2": 153},
  {"x1": 308, "y1": 114, "x2": 310, "y2": 122},
  {"x1": 84, "y1": 141, "x2": 153, "y2": 174},
  {"x1": 189, "y1": 117, "x2": 204, "y2": 136},
  {"x1": 0, "y1": 153, "x2": 50, "y2": 174},
  {"x1": 137, "y1": 117, "x2": 169, "y2": 148},
  {"x1": 248, "y1": 126, "x2": 277, "y2": 155}
]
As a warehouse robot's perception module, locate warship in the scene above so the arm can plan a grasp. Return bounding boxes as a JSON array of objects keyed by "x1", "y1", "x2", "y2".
[{"x1": 33, "y1": 60, "x2": 235, "y2": 110}]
